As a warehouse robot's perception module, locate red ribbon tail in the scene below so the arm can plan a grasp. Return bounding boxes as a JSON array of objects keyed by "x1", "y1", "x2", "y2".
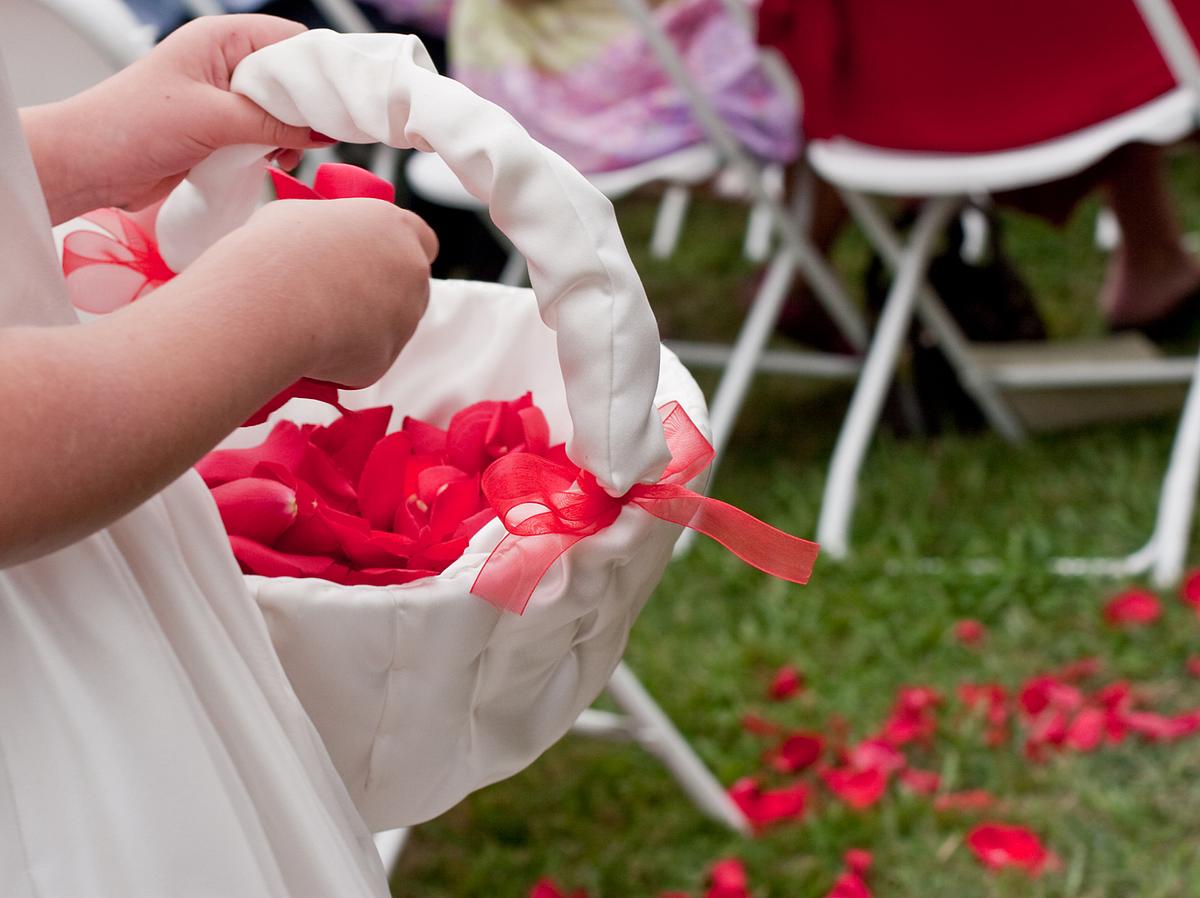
[
  {"x1": 633, "y1": 485, "x2": 819, "y2": 584},
  {"x1": 470, "y1": 529, "x2": 587, "y2": 614}
]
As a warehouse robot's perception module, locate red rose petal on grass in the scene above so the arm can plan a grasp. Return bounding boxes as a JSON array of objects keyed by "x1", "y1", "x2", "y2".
[
  {"x1": 768, "y1": 665, "x2": 804, "y2": 700},
  {"x1": 879, "y1": 686, "x2": 939, "y2": 746},
  {"x1": 741, "y1": 713, "x2": 782, "y2": 736},
  {"x1": 846, "y1": 738, "x2": 906, "y2": 775},
  {"x1": 1104, "y1": 588, "x2": 1162, "y2": 626},
  {"x1": 953, "y1": 619, "x2": 986, "y2": 645},
  {"x1": 824, "y1": 872, "x2": 870, "y2": 898},
  {"x1": 210, "y1": 477, "x2": 297, "y2": 544},
  {"x1": 1187, "y1": 657, "x2": 1200, "y2": 678},
  {"x1": 768, "y1": 732, "x2": 824, "y2": 773},
  {"x1": 1057, "y1": 657, "x2": 1103, "y2": 681},
  {"x1": 309, "y1": 406, "x2": 392, "y2": 484},
  {"x1": 933, "y1": 790, "x2": 995, "y2": 812},
  {"x1": 823, "y1": 850, "x2": 872, "y2": 898},
  {"x1": 966, "y1": 823, "x2": 1054, "y2": 875},
  {"x1": 900, "y1": 768, "x2": 941, "y2": 795},
  {"x1": 1063, "y1": 707, "x2": 1106, "y2": 752},
  {"x1": 197, "y1": 421, "x2": 309, "y2": 486},
  {"x1": 821, "y1": 766, "x2": 888, "y2": 810},
  {"x1": 844, "y1": 850, "x2": 872, "y2": 877},
  {"x1": 706, "y1": 858, "x2": 749, "y2": 898},
  {"x1": 1126, "y1": 709, "x2": 1200, "y2": 742},
  {"x1": 1182, "y1": 568, "x2": 1200, "y2": 608},
  {"x1": 728, "y1": 778, "x2": 808, "y2": 828}
]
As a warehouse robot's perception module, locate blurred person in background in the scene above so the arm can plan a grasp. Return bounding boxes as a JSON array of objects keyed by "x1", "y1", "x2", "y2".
[{"x1": 759, "y1": 0, "x2": 1200, "y2": 338}]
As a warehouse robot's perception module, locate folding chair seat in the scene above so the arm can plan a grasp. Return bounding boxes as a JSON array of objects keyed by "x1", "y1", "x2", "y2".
[{"x1": 794, "y1": 0, "x2": 1200, "y2": 586}]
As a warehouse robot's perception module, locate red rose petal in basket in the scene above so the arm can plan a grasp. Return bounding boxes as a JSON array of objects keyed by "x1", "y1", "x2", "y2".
[
  {"x1": 966, "y1": 823, "x2": 1055, "y2": 876},
  {"x1": 768, "y1": 732, "x2": 824, "y2": 773},
  {"x1": 401, "y1": 415, "x2": 449, "y2": 455},
  {"x1": 229, "y1": 534, "x2": 349, "y2": 581},
  {"x1": 899, "y1": 768, "x2": 941, "y2": 795},
  {"x1": 727, "y1": 777, "x2": 808, "y2": 828},
  {"x1": 243, "y1": 379, "x2": 344, "y2": 429},
  {"x1": 953, "y1": 619, "x2": 986, "y2": 645},
  {"x1": 821, "y1": 766, "x2": 888, "y2": 810},
  {"x1": 210, "y1": 477, "x2": 298, "y2": 544},
  {"x1": 705, "y1": 858, "x2": 750, "y2": 898},
  {"x1": 309, "y1": 406, "x2": 393, "y2": 484},
  {"x1": 357, "y1": 432, "x2": 415, "y2": 529},
  {"x1": 197, "y1": 421, "x2": 310, "y2": 486},
  {"x1": 1103, "y1": 588, "x2": 1162, "y2": 626},
  {"x1": 767, "y1": 664, "x2": 803, "y2": 700}
]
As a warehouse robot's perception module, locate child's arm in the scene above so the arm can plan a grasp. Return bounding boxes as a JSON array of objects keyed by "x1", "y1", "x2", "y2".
[
  {"x1": 0, "y1": 198, "x2": 436, "y2": 567},
  {"x1": 21, "y1": 15, "x2": 331, "y2": 225}
]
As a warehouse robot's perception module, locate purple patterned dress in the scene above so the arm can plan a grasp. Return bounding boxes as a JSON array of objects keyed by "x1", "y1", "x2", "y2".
[{"x1": 371, "y1": 0, "x2": 798, "y2": 174}]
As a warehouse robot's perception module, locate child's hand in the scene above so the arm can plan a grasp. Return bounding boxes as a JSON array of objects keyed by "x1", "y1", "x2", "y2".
[
  {"x1": 23, "y1": 15, "x2": 332, "y2": 223},
  {"x1": 184, "y1": 197, "x2": 439, "y2": 388}
]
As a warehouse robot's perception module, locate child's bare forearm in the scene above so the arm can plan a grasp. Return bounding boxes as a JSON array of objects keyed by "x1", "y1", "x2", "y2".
[{"x1": 0, "y1": 268, "x2": 306, "y2": 566}]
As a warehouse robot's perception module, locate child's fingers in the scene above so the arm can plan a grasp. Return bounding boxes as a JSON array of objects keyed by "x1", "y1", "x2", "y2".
[{"x1": 216, "y1": 92, "x2": 337, "y2": 151}]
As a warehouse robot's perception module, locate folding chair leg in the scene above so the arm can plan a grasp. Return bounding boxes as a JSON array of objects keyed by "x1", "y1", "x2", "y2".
[
  {"x1": 604, "y1": 662, "x2": 752, "y2": 835},
  {"x1": 1055, "y1": 347, "x2": 1200, "y2": 586},
  {"x1": 838, "y1": 190, "x2": 1025, "y2": 443},
  {"x1": 817, "y1": 197, "x2": 959, "y2": 558},
  {"x1": 673, "y1": 249, "x2": 797, "y2": 556},
  {"x1": 650, "y1": 184, "x2": 691, "y2": 259}
]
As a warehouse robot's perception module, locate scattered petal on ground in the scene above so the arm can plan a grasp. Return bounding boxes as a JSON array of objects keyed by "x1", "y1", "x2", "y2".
[
  {"x1": 966, "y1": 823, "x2": 1055, "y2": 876},
  {"x1": 1103, "y1": 588, "x2": 1162, "y2": 626},
  {"x1": 768, "y1": 665, "x2": 804, "y2": 701},
  {"x1": 953, "y1": 619, "x2": 986, "y2": 645}
]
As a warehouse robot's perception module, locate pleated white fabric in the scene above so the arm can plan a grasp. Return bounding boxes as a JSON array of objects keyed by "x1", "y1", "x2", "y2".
[{"x1": 0, "y1": 62, "x2": 389, "y2": 897}]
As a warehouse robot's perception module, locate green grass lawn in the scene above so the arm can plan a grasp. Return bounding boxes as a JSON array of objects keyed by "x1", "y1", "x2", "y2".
[{"x1": 390, "y1": 155, "x2": 1200, "y2": 898}]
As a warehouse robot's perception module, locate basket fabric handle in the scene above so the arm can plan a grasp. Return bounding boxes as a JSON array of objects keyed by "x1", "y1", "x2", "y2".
[{"x1": 157, "y1": 30, "x2": 670, "y2": 494}]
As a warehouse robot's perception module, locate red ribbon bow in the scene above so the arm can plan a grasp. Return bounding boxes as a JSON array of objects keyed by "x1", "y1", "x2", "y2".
[
  {"x1": 470, "y1": 402, "x2": 819, "y2": 614},
  {"x1": 60, "y1": 163, "x2": 397, "y2": 427}
]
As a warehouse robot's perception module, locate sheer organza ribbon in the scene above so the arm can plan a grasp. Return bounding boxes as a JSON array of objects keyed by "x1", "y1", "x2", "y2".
[
  {"x1": 471, "y1": 402, "x2": 820, "y2": 614},
  {"x1": 60, "y1": 163, "x2": 395, "y2": 426}
]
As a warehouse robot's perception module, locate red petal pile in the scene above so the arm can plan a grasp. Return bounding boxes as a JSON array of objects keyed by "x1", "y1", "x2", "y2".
[{"x1": 199, "y1": 394, "x2": 573, "y2": 586}]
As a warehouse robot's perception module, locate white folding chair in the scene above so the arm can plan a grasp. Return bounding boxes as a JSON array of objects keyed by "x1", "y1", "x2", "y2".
[{"x1": 808, "y1": 0, "x2": 1200, "y2": 589}]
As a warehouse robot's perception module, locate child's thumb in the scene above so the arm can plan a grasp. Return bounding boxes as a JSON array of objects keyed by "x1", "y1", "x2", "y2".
[{"x1": 218, "y1": 93, "x2": 338, "y2": 150}]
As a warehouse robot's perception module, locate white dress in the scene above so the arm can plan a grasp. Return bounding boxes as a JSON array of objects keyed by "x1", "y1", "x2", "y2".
[{"x1": 0, "y1": 64, "x2": 390, "y2": 898}]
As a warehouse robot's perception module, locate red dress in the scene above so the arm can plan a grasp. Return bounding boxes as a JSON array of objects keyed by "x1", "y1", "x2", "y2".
[{"x1": 758, "y1": 0, "x2": 1200, "y2": 152}]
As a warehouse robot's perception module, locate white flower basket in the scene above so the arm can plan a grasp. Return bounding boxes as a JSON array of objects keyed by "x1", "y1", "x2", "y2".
[{"x1": 153, "y1": 31, "x2": 710, "y2": 831}]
